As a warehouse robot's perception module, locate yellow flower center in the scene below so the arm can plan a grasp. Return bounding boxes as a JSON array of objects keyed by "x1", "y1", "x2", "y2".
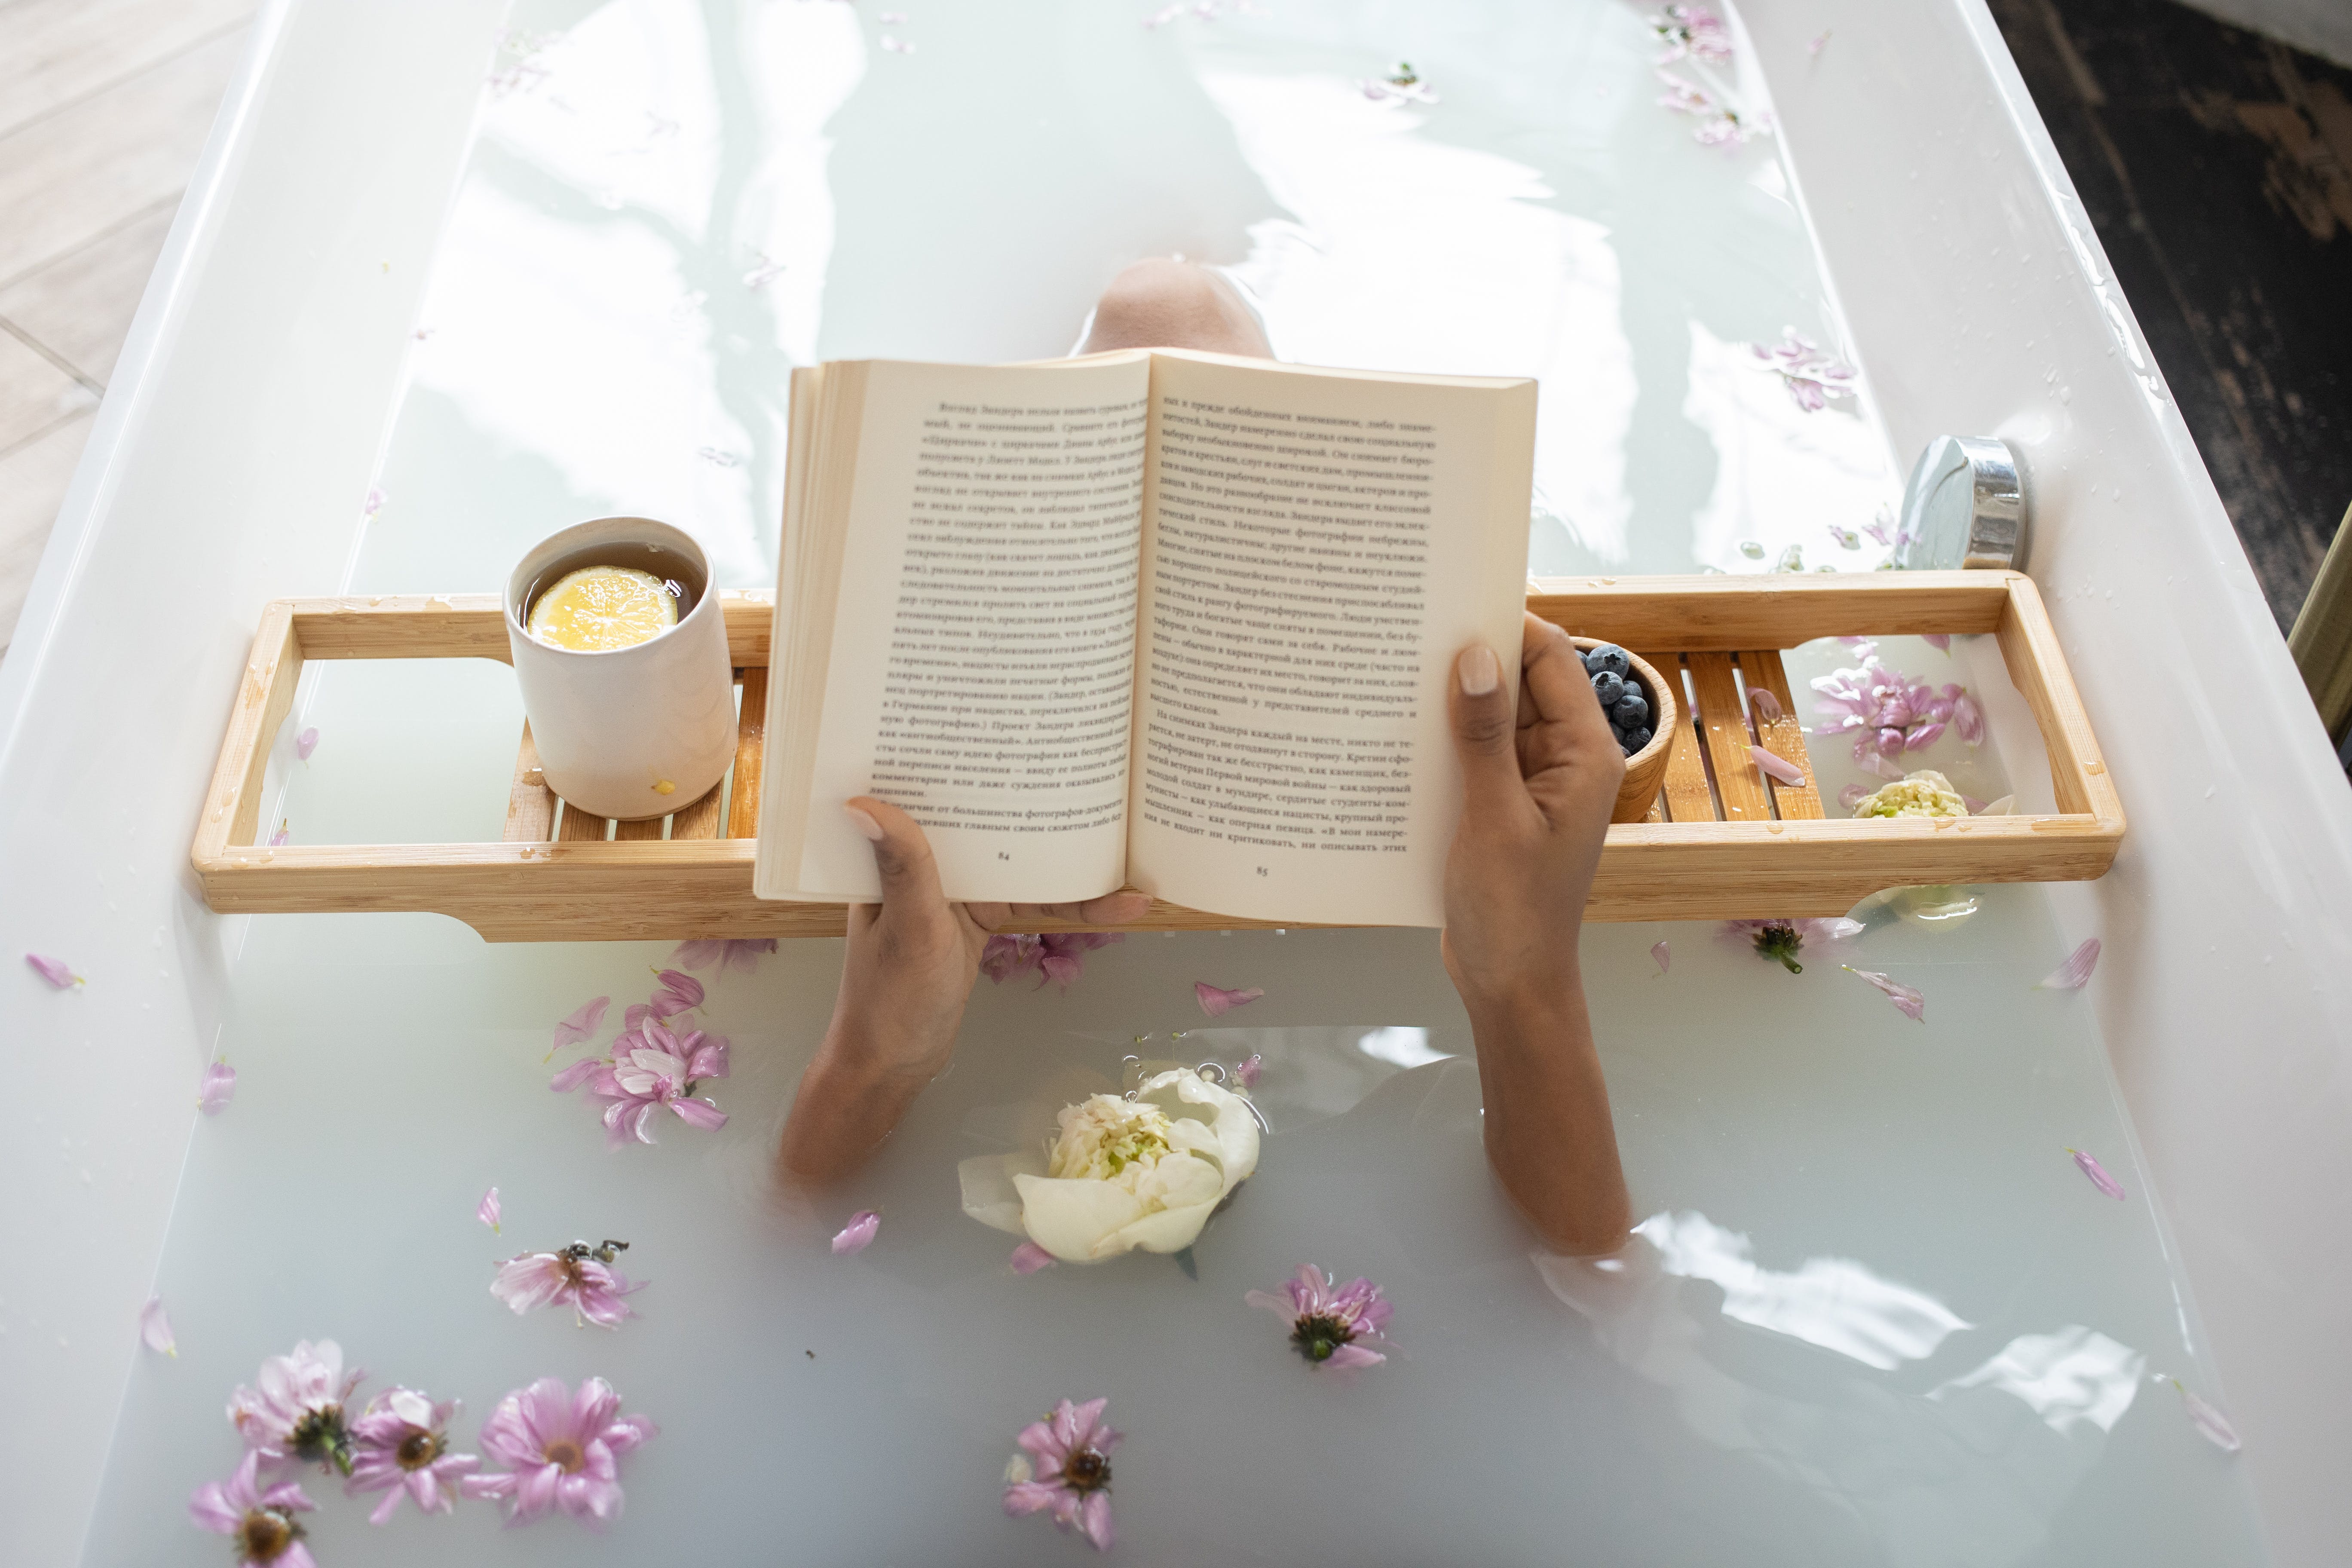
[
  {"x1": 1047, "y1": 1096, "x2": 1176, "y2": 1181},
  {"x1": 543, "y1": 1438, "x2": 588, "y2": 1474}
]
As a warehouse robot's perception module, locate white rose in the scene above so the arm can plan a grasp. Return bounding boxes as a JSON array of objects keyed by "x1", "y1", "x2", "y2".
[{"x1": 958, "y1": 1069, "x2": 1260, "y2": 1262}]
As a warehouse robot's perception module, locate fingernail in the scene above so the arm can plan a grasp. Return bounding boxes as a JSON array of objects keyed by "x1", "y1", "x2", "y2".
[
  {"x1": 843, "y1": 805, "x2": 885, "y2": 841},
  {"x1": 1458, "y1": 646, "x2": 1500, "y2": 696}
]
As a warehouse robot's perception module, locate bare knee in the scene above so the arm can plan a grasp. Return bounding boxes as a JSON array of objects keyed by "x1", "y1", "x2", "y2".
[{"x1": 1082, "y1": 259, "x2": 1271, "y2": 357}]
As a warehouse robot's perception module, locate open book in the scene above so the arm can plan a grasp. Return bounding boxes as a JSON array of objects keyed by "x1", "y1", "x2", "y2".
[{"x1": 753, "y1": 348, "x2": 1536, "y2": 926}]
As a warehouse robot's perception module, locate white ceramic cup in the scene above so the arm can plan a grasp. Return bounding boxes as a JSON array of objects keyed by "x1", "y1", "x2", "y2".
[{"x1": 504, "y1": 517, "x2": 737, "y2": 821}]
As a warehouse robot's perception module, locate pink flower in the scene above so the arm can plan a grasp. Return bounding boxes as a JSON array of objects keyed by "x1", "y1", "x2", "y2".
[
  {"x1": 1195, "y1": 980, "x2": 1264, "y2": 1017},
  {"x1": 1003, "y1": 1397, "x2": 1121, "y2": 1552},
  {"x1": 1658, "y1": 70, "x2": 1761, "y2": 147},
  {"x1": 1246, "y1": 1264, "x2": 1395, "y2": 1370},
  {"x1": 2040, "y1": 937, "x2": 2101, "y2": 990},
  {"x1": 832, "y1": 1210, "x2": 880, "y2": 1256},
  {"x1": 478, "y1": 1186, "x2": 502, "y2": 1232},
  {"x1": 1811, "y1": 658, "x2": 1974, "y2": 769},
  {"x1": 346, "y1": 1387, "x2": 479, "y2": 1524},
  {"x1": 490, "y1": 1241, "x2": 641, "y2": 1329},
  {"x1": 1360, "y1": 61, "x2": 1438, "y2": 105},
  {"x1": 1721, "y1": 917, "x2": 1860, "y2": 974},
  {"x1": 1011, "y1": 1241, "x2": 1058, "y2": 1274},
  {"x1": 1651, "y1": 4, "x2": 1733, "y2": 64},
  {"x1": 1233, "y1": 1053, "x2": 1263, "y2": 1089},
  {"x1": 2069, "y1": 1148, "x2": 2127, "y2": 1200},
  {"x1": 1753, "y1": 328, "x2": 1856, "y2": 410},
  {"x1": 228, "y1": 1340, "x2": 364, "y2": 1476},
  {"x1": 981, "y1": 932, "x2": 1123, "y2": 990},
  {"x1": 550, "y1": 996, "x2": 609, "y2": 1054},
  {"x1": 26, "y1": 952, "x2": 82, "y2": 988},
  {"x1": 1844, "y1": 965, "x2": 1926, "y2": 1022},
  {"x1": 554, "y1": 1019, "x2": 729, "y2": 1145},
  {"x1": 461, "y1": 1376, "x2": 657, "y2": 1529},
  {"x1": 668, "y1": 938, "x2": 777, "y2": 974},
  {"x1": 189, "y1": 1451, "x2": 316, "y2": 1566},
  {"x1": 141, "y1": 1295, "x2": 176, "y2": 1356},
  {"x1": 1651, "y1": 940, "x2": 1672, "y2": 974},
  {"x1": 296, "y1": 727, "x2": 319, "y2": 761},
  {"x1": 199, "y1": 1060, "x2": 238, "y2": 1115}
]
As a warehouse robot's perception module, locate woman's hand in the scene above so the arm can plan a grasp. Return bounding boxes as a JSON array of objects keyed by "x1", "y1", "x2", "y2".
[
  {"x1": 776, "y1": 796, "x2": 1149, "y2": 1185},
  {"x1": 1442, "y1": 612, "x2": 1632, "y2": 1254}
]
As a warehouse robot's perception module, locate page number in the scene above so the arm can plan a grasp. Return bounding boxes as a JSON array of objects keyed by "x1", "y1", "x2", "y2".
[
  {"x1": 1255, "y1": 865, "x2": 1268, "y2": 877},
  {"x1": 997, "y1": 851, "x2": 1011, "y2": 861}
]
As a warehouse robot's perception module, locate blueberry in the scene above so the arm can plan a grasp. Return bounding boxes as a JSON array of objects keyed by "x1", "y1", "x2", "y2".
[
  {"x1": 1587, "y1": 643, "x2": 1632, "y2": 680},
  {"x1": 1612, "y1": 693, "x2": 1649, "y2": 729},
  {"x1": 1622, "y1": 725, "x2": 1654, "y2": 754},
  {"x1": 1591, "y1": 670, "x2": 1626, "y2": 708}
]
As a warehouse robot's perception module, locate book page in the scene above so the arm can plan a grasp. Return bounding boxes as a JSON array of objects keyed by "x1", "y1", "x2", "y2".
[
  {"x1": 758, "y1": 355, "x2": 1153, "y2": 903},
  {"x1": 1126, "y1": 352, "x2": 1536, "y2": 926}
]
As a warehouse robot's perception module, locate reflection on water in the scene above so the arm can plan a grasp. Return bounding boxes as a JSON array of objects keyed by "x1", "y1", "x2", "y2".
[{"x1": 82, "y1": 0, "x2": 2268, "y2": 1562}]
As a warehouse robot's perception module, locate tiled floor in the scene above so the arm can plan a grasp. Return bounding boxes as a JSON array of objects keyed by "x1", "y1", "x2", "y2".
[{"x1": 0, "y1": 0, "x2": 254, "y2": 661}]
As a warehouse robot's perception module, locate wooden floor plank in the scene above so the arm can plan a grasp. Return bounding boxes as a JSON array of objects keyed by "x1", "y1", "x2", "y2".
[
  {"x1": 1740, "y1": 650, "x2": 1825, "y2": 819},
  {"x1": 0, "y1": 0, "x2": 255, "y2": 142},
  {"x1": 1640, "y1": 652, "x2": 1716, "y2": 822},
  {"x1": 0, "y1": 28, "x2": 245, "y2": 283},
  {"x1": 1686, "y1": 652, "x2": 1772, "y2": 824},
  {"x1": 0, "y1": 199, "x2": 176, "y2": 382}
]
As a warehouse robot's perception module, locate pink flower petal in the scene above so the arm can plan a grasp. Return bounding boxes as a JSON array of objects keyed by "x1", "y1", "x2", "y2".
[
  {"x1": 1922, "y1": 634, "x2": 1950, "y2": 652},
  {"x1": 2038, "y1": 937, "x2": 2100, "y2": 991},
  {"x1": 140, "y1": 1295, "x2": 176, "y2": 1356},
  {"x1": 477, "y1": 1186, "x2": 502, "y2": 1233},
  {"x1": 1194, "y1": 981, "x2": 1264, "y2": 1017},
  {"x1": 1843, "y1": 966, "x2": 1926, "y2": 1022},
  {"x1": 296, "y1": 727, "x2": 319, "y2": 760},
  {"x1": 1838, "y1": 783, "x2": 1869, "y2": 809},
  {"x1": 1011, "y1": 1241, "x2": 1058, "y2": 1274},
  {"x1": 2069, "y1": 1148, "x2": 2127, "y2": 1200},
  {"x1": 1747, "y1": 686, "x2": 1783, "y2": 724},
  {"x1": 668, "y1": 1096, "x2": 727, "y2": 1131},
  {"x1": 2182, "y1": 1388, "x2": 2241, "y2": 1452},
  {"x1": 831, "y1": 1210, "x2": 880, "y2": 1256},
  {"x1": 25, "y1": 953, "x2": 80, "y2": 989},
  {"x1": 1232, "y1": 1054, "x2": 1262, "y2": 1089},
  {"x1": 1651, "y1": 940, "x2": 1671, "y2": 974},
  {"x1": 197, "y1": 1061, "x2": 236, "y2": 1115},
  {"x1": 1747, "y1": 745, "x2": 1806, "y2": 787},
  {"x1": 1961, "y1": 793, "x2": 1988, "y2": 815},
  {"x1": 268, "y1": 822, "x2": 291, "y2": 847},
  {"x1": 551, "y1": 996, "x2": 610, "y2": 1052},
  {"x1": 1953, "y1": 692, "x2": 1984, "y2": 745},
  {"x1": 1809, "y1": 28, "x2": 1831, "y2": 55}
]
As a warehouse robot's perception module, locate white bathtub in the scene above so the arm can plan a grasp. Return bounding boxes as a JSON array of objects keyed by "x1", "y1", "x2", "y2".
[{"x1": 3, "y1": 0, "x2": 2349, "y2": 1562}]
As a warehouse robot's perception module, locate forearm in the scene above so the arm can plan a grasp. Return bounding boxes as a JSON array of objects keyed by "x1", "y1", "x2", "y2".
[
  {"x1": 1464, "y1": 967, "x2": 1632, "y2": 1255},
  {"x1": 775, "y1": 1024, "x2": 938, "y2": 1185}
]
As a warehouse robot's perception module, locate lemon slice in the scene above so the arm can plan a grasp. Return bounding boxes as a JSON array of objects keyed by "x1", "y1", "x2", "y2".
[{"x1": 527, "y1": 564, "x2": 678, "y2": 651}]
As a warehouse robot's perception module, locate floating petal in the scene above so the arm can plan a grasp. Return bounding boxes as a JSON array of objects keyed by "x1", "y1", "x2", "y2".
[
  {"x1": 1923, "y1": 634, "x2": 1951, "y2": 652},
  {"x1": 2182, "y1": 1388, "x2": 2241, "y2": 1452},
  {"x1": 477, "y1": 1186, "x2": 501, "y2": 1233},
  {"x1": 1233, "y1": 1054, "x2": 1262, "y2": 1089},
  {"x1": 1838, "y1": 784, "x2": 1869, "y2": 809},
  {"x1": 1748, "y1": 745, "x2": 1806, "y2": 787},
  {"x1": 2039, "y1": 937, "x2": 2101, "y2": 991},
  {"x1": 197, "y1": 1061, "x2": 237, "y2": 1115},
  {"x1": 25, "y1": 953, "x2": 80, "y2": 989},
  {"x1": 831, "y1": 1210, "x2": 881, "y2": 1256},
  {"x1": 1194, "y1": 982, "x2": 1263, "y2": 1017},
  {"x1": 551, "y1": 995, "x2": 610, "y2": 1053},
  {"x1": 296, "y1": 727, "x2": 319, "y2": 760},
  {"x1": 140, "y1": 1295, "x2": 176, "y2": 1356},
  {"x1": 2069, "y1": 1148, "x2": 2127, "y2": 1200},
  {"x1": 1011, "y1": 1241, "x2": 1058, "y2": 1274},
  {"x1": 1844, "y1": 966, "x2": 1926, "y2": 1022},
  {"x1": 1954, "y1": 692, "x2": 1985, "y2": 744},
  {"x1": 1651, "y1": 940, "x2": 1671, "y2": 974}
]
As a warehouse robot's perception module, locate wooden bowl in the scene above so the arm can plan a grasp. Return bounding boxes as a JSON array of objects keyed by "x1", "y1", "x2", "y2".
[{"x1": 1570, "y1": 637, "x2": 1677, "y2": 824}]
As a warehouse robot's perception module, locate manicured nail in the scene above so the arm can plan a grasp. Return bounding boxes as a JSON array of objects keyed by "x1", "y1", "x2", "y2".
[
  {"x1": 843, "y1": 805, "x2": 885, "y2": 841},
  {"x1": 1458, "y1": 646, "x2": 1500, "y2": 696}
]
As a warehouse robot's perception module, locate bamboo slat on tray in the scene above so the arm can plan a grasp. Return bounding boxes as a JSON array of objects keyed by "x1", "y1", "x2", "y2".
[
  {"x1": 1741, "y1": 649, "x2": 1825, "y2": 820},
  {"x1": 1641, "y1": 652, "x2": 1715, "y2": 823},
  {"x1": 1686, "y1": 653, "x2": 1771, "y2": 823}
]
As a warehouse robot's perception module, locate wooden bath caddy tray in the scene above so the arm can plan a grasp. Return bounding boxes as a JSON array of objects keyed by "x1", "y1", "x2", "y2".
[{"x1": 190, "y1": 572, "x2": 2121, "y2": 941}]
